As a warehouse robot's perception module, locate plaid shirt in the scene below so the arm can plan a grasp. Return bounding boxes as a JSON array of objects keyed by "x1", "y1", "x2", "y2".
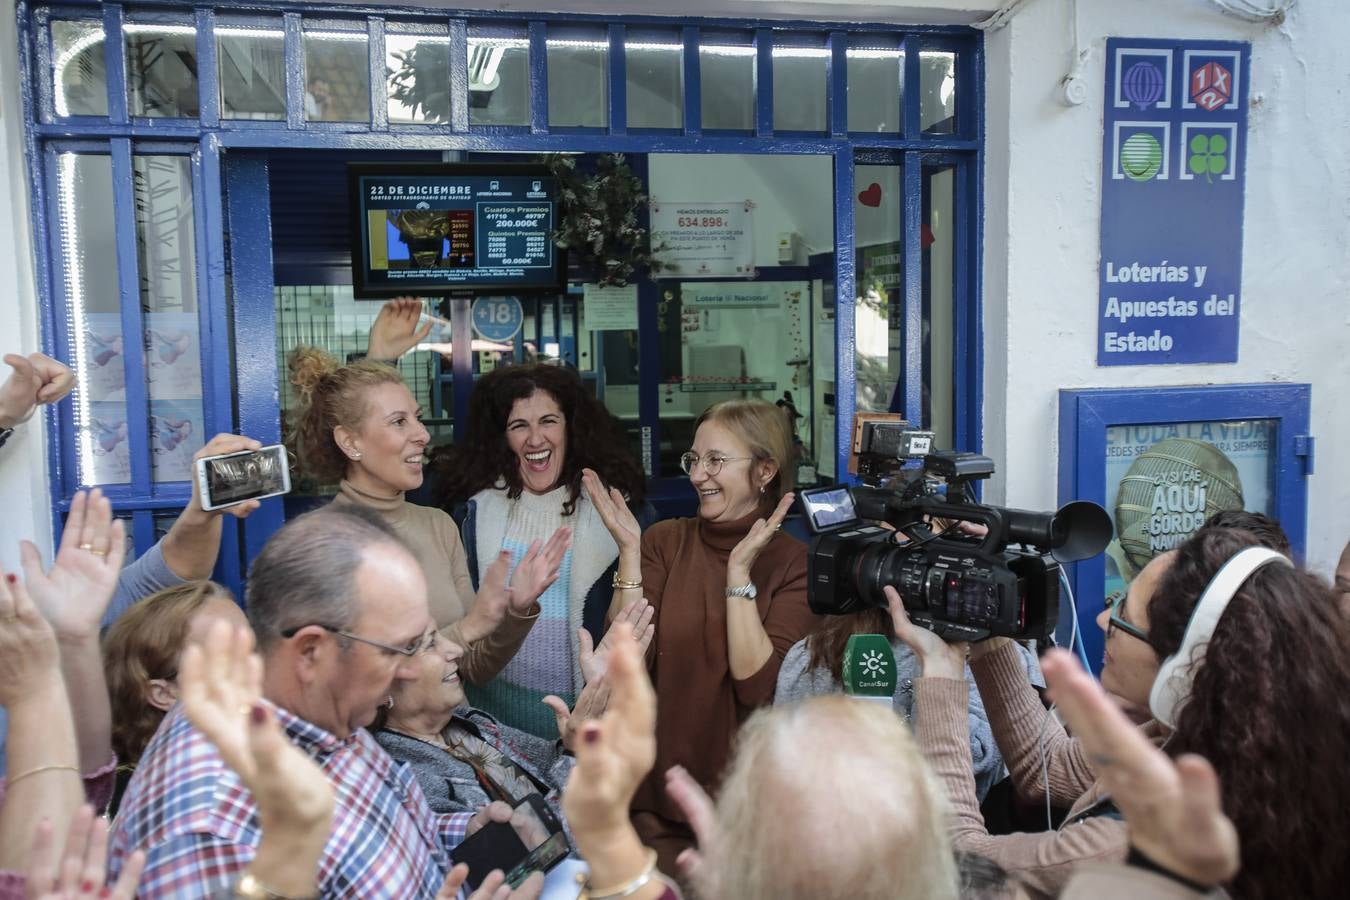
[{"x1": 107, "y1": 702, "x2": 471, "y2": 899}]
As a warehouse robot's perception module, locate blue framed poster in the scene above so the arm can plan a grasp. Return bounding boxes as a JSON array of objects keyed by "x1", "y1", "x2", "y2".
[
  {"x1": 1058, "y1": 383, "x2": 1312, "y2": 672},
  {"x1": 1099, "y1": 39, "x2": 1251, "y2": 365}
]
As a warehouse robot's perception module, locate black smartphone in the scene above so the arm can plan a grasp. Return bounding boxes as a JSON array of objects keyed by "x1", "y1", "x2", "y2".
[{"x1": 451, "y1": 793, "x2": 570, "y2": 890}]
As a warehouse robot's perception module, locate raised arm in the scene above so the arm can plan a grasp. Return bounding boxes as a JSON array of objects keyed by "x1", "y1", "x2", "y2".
[
  {"x1": 159, "y1": 434, "x2": 264, "y2": 581},
  {"x1": 20, "y1": 488, "x2": 125, "y2": 775},
  {"x1": 583, "y1": 468, "x2": 646, "y2": 621}
]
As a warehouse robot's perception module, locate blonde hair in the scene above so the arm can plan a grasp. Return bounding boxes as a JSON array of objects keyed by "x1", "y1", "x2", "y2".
[
  {"x1": 706, "y1": 696, "x2": 958, "y2": 900},
  {"x1": 287, "y1": 346, "x2": 405, "y2": 484},
  {"x1": 695, "y1": 399, "x2": 796, "y2": 510},
  {"x1": 103, "y1": 581, "x2": 235, "y2": 764}
]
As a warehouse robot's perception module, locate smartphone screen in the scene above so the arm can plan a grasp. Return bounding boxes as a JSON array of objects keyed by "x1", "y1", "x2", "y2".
[
  {"x1": 451, "y1": 794, "x2": 569, "y2": 891},
  {"x1": 199, "y1": 445, "x2": 290, "y2": 510}
]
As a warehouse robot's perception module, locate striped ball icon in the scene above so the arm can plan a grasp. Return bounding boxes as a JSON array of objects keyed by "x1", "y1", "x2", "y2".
[{"x1": 1120, "y1": 133, "x2": 1163, "y2": 182}]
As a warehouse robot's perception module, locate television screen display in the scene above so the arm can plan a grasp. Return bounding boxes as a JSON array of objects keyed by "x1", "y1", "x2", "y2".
[{"x1": 348, "y1": 163, "x2": 565, "y2": 297}]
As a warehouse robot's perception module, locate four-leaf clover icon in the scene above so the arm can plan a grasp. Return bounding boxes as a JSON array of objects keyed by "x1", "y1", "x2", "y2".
[{"x1": 1188, "y1": 133, "x2": 1229, "y2": 183}]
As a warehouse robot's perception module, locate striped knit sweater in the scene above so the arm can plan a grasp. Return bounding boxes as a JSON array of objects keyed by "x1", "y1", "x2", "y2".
[{"x1": 464, "y1": 485, "x2": 619, "y2": 738}]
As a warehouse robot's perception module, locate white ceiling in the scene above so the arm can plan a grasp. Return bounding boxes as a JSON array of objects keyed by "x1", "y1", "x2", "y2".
[{"x1": 327, "y1": 0, "x2": 997, "y2": 27}]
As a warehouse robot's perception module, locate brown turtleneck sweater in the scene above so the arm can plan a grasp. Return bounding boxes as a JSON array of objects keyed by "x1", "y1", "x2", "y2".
[
  {"x1": 630, "y1": 511, "x2": 820, "y2": 863},
  {"x1": 331, "y1": 480, "x2": 537, "y2": 685}
]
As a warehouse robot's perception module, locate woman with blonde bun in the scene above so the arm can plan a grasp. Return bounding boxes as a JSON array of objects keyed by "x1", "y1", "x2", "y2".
[{"x1": 286, "y1": 347, "x2": 570, "y2": 683}]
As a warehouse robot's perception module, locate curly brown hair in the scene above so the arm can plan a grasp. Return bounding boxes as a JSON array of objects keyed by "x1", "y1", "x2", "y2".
[
  {"x1": 286, "y1": 347, "x2": 406, "y2": 485},
  {"x1": 431, "y1": 363, "x2": 644, "y2": 514},
  {"x1": 102, "y1": 581, "x2": 235, "y2": 764},
  {"x1": 1146, "y1": 526, "x2": 1350, "y2": 899}
]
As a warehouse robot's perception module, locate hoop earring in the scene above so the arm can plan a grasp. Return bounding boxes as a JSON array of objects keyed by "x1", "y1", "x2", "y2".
[{"x1": 385, "y1": 695, "x2": 394, "y2": 710}]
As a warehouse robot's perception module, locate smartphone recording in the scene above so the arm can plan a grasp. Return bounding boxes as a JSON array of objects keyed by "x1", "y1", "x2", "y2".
[{"x1": 196, "y1": 444, "x2": 291, "y2": 512}]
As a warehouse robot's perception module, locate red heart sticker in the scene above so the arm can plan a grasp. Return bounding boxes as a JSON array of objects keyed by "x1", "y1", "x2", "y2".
[{"x1": 858, "y1": 182, "x2": 882, "y2": 207}]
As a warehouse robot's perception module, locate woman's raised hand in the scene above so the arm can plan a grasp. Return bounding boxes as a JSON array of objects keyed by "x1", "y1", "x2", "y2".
[
  {"x1": 508, "y1": 527, "x2": 572, "y2": 612},
  {"x1": 20, "y1": 488, "x2": 125, "y2": 641},
  {"x1": 0, "y1": 561, "x2": 60, "y2": 706},
  {"x1": 580, "y1": 599, "x2": 654, "y2": 685},
  {"x1": 1042, "y1": 648, "x2": 1240, "y2": 887},
  {"x1": 561, "y1": 624, "x2": 656, "y2": 838},
  {"x1": 582, "y1": 468, "x2": 642, "y2": 554},
  {"x1": 367, "y1": 297, "x2": 433, "y2": 361},
  {"x1": 726, "y1": 492, "x2": 795, "y2": 584}
]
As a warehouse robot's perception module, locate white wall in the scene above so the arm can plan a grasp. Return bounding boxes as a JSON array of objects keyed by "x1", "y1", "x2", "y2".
[
  {"x1": 0, "y1": 5, "x2": 56, "y2": 570},
  {"x1": 982, "y1": 0, "x2": 1350, "y2": 574}
]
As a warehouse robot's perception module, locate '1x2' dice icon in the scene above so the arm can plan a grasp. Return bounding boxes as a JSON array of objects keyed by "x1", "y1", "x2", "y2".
[{"x1": 1191, "y1": 62, "x2": 1232, "y2": 111}]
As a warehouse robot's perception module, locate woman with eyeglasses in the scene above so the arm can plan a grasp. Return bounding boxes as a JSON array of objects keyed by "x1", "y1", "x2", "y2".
[
  {"x1": 287, "y1": 348, "x2": 569, "y2": 686},
  {"x1": 583, "y1": 398, "x2": 821, "y2": 878},
  {"x1": 430, "y1": 363, "x2": 654, "y2": 739},
  {"x1": 887, "y1": 518, "x2": 1350, "y2": 899}
]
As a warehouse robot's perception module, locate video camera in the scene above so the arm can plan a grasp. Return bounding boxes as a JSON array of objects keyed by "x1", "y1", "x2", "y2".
[{"x1": 801, "y1": 424, "x2": 1111, "y2": 642}]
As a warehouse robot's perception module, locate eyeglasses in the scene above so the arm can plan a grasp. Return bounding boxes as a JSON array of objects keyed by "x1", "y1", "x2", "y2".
[
  {"x1": 279, "y1": 623, "x2": 438, "y2": 657},
  {"x1": 679, "y1": 452, "x2": 752, "y2": 477},
  {"x1": 1104, "y1": 592, "x2": 1149, "y2": 643}
]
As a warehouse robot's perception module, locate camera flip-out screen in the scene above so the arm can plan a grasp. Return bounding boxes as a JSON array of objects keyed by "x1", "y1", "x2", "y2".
[{"x1": 800, "y1": 486, "x2": 861, "y2": 533}]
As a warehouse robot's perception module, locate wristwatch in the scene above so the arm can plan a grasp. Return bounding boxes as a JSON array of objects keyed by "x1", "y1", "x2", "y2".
[
  {"x1": 221, "y1": 874, "x2": 317, "y2": 900},
  {"x1": 726, "y1": 581, "x2": 758, "y2": 601}
]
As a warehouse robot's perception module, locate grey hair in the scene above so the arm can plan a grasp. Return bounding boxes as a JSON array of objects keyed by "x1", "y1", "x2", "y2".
[
  {"x1": 705, "y1": 695, "x2": 958, "y2": 900},
  {"x1": 245, "y1": 503, "x2": 406, "y2": 650}
]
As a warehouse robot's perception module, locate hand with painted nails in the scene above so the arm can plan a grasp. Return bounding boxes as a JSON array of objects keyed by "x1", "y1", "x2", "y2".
[
  {"x1": 25, "y1": 805, "x2": 145, "y2": 900},
  {"x1": 179, "y1": 619, "x2": 336, "y2": 897}
]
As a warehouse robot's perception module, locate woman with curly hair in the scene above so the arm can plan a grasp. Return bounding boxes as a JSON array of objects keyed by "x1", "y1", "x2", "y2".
[
  {"x1": 429, "y1": 363, "x2": 653, "y2": 738},
  {"x1": 890, "y1": 521, "x2": 1350, "y2": 899},
  {"x1": 286, "y1": 348, "x2": 569, "y2": 686},
  {"x1": 101, "y1": 580, "x2": 247, "y2": 816}
]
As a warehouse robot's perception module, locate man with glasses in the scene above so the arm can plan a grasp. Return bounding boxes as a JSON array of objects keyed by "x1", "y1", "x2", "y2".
[{"x1": 109, "y1": 505, "x2": 516, "y2": 899}]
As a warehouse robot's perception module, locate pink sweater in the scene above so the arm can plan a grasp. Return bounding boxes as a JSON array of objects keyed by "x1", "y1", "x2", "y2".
[{"x1": 914, "y1": 641, "x2": 1164, "y2": 899}]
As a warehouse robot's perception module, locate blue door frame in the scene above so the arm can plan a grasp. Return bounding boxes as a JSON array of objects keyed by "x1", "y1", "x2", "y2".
[{"x1": 19, "y1": 1, "x2": 984, "y2": 590}]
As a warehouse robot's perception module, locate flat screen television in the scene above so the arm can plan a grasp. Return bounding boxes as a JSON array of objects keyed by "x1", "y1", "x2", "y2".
[{"x1": 347, "y1": 162, "x2": 565, "y2": 297}]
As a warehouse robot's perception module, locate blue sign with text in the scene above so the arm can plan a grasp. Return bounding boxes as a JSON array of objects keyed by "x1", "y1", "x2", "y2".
[
  {"x1": 471, "y1": 296, "x2": 524, "y2": 342},
  {"x1": 1098, "y1": 38, "x2": 1250, "y2": 365}
]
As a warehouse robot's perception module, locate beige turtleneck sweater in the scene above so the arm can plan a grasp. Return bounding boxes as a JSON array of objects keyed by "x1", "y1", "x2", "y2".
[{"x1": 331, "y1": 480, "x2": 537, "y2": 685}]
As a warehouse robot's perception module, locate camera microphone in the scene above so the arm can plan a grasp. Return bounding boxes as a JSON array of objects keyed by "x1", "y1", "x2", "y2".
[{"x1": 842, "y1": 634, "x2": 898, "y2": 704}]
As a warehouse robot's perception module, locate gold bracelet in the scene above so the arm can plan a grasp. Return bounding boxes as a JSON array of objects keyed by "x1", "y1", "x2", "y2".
[
  {"x1": 584, "y1": 847, "x2": 659, "y2": 899},
  {"x1": 611, "y1": 572, "x2": 643, "y2": 591},
  {"x1": 5, "y1": 764, "x2": 79, "y2": 788}
]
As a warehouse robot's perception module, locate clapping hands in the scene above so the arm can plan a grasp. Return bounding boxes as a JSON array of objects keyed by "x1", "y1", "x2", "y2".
[{"x1": 20, "y1": 489, "x2": 125, "y2": 642}]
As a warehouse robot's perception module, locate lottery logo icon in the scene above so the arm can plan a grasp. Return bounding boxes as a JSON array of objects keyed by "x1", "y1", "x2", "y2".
[
  {"x1": 1123, "y1": 61, "x2": 1166, "y2": 110},
  {"x1": 1120, "y1": 133, "x2": 1163, "y2": 182},
  {"x1": 1191, "y1": 62, "x2": 1232, "y2": 111}
]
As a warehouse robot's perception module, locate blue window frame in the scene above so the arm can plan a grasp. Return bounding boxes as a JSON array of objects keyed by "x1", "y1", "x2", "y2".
[
  {"x1": 19, "y1": 1, "x2": 984, "y2": 591},
  {"x1": 1058, "y1": 383, "x2": 1313, "y2": 672}
]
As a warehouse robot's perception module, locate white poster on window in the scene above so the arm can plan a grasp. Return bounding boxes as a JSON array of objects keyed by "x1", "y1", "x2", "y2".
[
  {"x1": 649, "y1": 200, "x2": 755, "y2": 278},
  {"x1": 581, "y1": 284, "x2": 638, "y2": 331}
]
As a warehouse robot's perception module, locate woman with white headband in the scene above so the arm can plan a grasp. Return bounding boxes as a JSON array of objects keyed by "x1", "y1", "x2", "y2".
[{"x1": 889, "y1": 522, "x2": 1350, "y2": 899}]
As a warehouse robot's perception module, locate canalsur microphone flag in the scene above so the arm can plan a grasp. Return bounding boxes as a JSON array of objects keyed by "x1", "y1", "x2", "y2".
[{"x1": 842, "y1": 634, "x2": 897, "y2": 704}]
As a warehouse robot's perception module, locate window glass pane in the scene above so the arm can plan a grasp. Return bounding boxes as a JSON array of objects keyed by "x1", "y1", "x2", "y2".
[
  {"x1": 134, "y1": 156, "x2": 204, "y2": 482},
  {"x1": 848, "y1": 45, "x2": 902, "y2": 133},
  {"x1": 304, "y1": 29, "x2": 370, "y2": 122},
  {"x1": 772, "y1": 47, "x2": 827, "y2": 132},
  {"x1": 468, "y1": 31, "x2": 529, "y2": 126},
  {"x1": 125, "y1": 24, "x2": 199, "y2": 118},
  {"x1": 56, "y1": 154, "x2": 128, "y2": 485},
  {"x1": 626, "y1": 38, "x2": 682, "y2": 129},
  {"x1": 921, "y1": 50, "x2": 957, "y2": 133},
  {"x1": 217, "y1": 22, "x2": 285, "y2": 120},
  {"x1": 1103, "y1": 418, "x2": 1277, "y2": 600},
  {"x1": 52, "y1": 20, "x2": 108, "y2": 117},
  {"x1": 650, "y1": 153, "x2": 831, "y2": 478},
  {"x1": 275, "y1": 287, "x2": 448, "y2": 495},
  {"x1": 574, "y1": 289, "x2": 644, "y2": 471},
  {"x1": 698, "y1": 43, "x2": 754, "y2": 130},
  {"x1": 924, "y1": 166, "x2": 955, "y2": 450},
  {"x1": 853, "y1": 164, "x2": 902, "y2": 414},
  {"x1": 548, "y1": 37, "x2": 608, "y2": 128},
  {"x1": 387, "y1": 34, "x2": 450, "y2": 124}
]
